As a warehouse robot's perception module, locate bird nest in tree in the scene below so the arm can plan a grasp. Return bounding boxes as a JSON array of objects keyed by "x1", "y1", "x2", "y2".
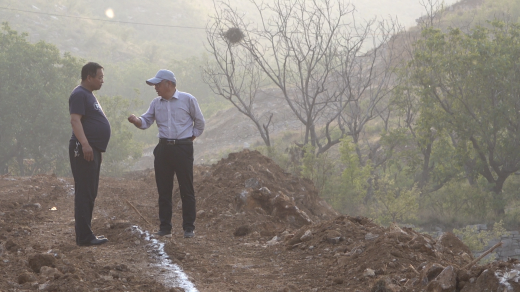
[{"x1": 223, "y1": 27, "x2": 244, "y2": 44}]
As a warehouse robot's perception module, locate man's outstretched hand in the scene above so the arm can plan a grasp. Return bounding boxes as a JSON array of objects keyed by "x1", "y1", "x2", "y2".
[{"x1": 127, "y1": 114, "x2": 142, "y2": 127}]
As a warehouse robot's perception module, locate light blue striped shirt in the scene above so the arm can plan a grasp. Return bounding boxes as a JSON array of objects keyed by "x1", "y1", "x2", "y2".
[{"x1": 139, "y1": 90, "x2": 205, "y2": 139}]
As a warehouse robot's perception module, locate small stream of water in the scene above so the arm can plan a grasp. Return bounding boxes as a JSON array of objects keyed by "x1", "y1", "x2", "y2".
[{"x1": 132, "y1": 226, "x2": 198, "y2": 292}]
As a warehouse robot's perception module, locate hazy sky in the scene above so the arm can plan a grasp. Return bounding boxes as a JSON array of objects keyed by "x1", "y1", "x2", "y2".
[{"x1": 351, "y1": 0, "x2": 461, "y2": 28}]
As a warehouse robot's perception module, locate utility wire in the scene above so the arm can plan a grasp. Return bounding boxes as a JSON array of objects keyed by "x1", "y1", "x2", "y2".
[
  {"x1": 0, "y1": 6, "x2": 400, "y2": 39},
  {"x1": 0, "y1": 6, "x2": 206, "y2": 30}
]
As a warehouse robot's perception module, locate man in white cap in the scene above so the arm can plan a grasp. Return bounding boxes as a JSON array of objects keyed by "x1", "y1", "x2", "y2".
[{"x1": 128, "y1": 69, "x2": 205, "y2": 238}]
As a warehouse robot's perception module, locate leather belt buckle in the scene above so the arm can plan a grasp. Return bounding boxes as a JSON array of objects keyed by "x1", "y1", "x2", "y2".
[{"x1": 160, "y1": 138, "x2": 191, "y2": 145}]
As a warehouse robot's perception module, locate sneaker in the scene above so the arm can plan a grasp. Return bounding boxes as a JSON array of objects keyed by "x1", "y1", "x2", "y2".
[
  {"x1": 184, "y1": 230, "x2": 194, "y2": 238},
  {"x1": 154, "y1": 230, "x2": 172, "y2": 238}
]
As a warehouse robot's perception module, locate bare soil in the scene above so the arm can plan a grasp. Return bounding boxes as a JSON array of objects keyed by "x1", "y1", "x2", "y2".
[{"x1": 1, "y1": 149, "x2": 519, "y2": 292}]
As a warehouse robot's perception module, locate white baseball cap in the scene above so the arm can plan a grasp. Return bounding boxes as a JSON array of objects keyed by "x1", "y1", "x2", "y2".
[{"x1": 146, "y1": 69, "x2": 176, "y2": 85}]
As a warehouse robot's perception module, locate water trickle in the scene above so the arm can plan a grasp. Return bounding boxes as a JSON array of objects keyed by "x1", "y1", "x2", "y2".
[
  {"x1": 132, "y1": 226, "x2": 198, "y2": 292},
  {"x1": 495, "y1": 265, "x2": 520, "y2": 292}
]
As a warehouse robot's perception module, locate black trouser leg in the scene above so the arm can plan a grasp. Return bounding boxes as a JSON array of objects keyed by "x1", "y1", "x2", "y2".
[
  {"x1": 69, "y1": 141, "x2": 101, "y2": 245},
  {"x1": 154, "y1": 143, "x2": 196, "y2": 232},
  {"x1": 154, "y1": 143, "x2": 175, "y2": 232},
  {"x1": 173, "y1": 144, "x2": 196, "y2": 231}
]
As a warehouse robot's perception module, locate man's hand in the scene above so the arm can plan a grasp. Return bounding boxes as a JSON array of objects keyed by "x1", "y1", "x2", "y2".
[
  {"x1": 190, "y1": 135, "x2": 196, "y2": 141},
  {"x1": 70, "y1": 114, "x2": 94, "y2": 162},
  {"x1": 128, "y1": 114, "x2": 142, "y2": 127},
  {"x1": 82, "y1": 143, "x2": 94, "y2": 162}
]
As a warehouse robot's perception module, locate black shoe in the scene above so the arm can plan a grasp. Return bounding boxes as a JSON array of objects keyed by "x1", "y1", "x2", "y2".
[
  {"x1": 78, "y1": 237, "x2": 109, "y2": 246},
  {"x1": 154, "y1": 230, "x2": 172, "y2": 238},
  {"x1": 184, "y1": 230, "x2": 194, "y2": 238}
]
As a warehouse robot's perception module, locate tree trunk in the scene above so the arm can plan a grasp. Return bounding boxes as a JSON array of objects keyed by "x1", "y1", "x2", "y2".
[
  {"x1": 418, "y1": 143, "x2": 432, "y2": 190},
  {"x1": 463, "y1": 160, "x2": 478, "y2": 186},
  {"x1": 491, "y1": 174, "x2": 508, "y2": 216},
  {"x1": 17, "y1": 149, "x2": 24, "y2": 176}
]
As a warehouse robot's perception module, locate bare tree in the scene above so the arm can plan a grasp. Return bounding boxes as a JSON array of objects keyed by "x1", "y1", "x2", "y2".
[
  {"x1": 418, "y1": 0, "x2": 446, "y2": 28},
  {"x1": 336, "y1": 18, "x2": 403, "y2": 161},
  {"x1": 203, "y1": 3, "x2": 273, "y2": 146},
  {"x1": 205, "y1": 0, "x2": 402, "y2": 155}
]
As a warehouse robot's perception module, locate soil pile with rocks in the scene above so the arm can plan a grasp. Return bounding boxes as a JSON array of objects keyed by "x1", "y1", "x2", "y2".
[
  {"x1": 282, "y1": 217, "x2": 520, "y2": 291},
  {"x1": 0, "y1": 149, "x2": 519, "y2": 291},
  {"x1": 193, "y1": 150, "x2": 338, "y2": 236}
]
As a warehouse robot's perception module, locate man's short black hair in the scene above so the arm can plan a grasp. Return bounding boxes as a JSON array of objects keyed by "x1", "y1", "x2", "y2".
[{"x1": 81, "y1": 62, "x2": 104, "y2": 81}]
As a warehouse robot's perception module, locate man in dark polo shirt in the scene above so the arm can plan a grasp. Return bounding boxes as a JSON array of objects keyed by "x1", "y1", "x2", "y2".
[
  {"x1": 128, "y1": 69, "x2": 205, "y2": 239},
  {"x1": 69, "y1": 62, "x2": 111, "y2": 246}
]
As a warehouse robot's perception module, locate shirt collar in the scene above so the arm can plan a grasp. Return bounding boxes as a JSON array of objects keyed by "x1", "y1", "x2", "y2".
[{"x1": 160, "y1": 90, "x2": 179, "y2": 101}]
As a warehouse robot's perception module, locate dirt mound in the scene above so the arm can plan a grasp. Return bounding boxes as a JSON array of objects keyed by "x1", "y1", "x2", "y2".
[
  {"x1": 279, "y1": 215, "x2": 520, "y2": 291},
  {"x1": 192, "y1": 150, "x2": 338, "y2": 238}
]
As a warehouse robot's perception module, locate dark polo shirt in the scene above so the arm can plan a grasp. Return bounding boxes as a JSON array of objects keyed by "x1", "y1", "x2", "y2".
[{"x1": 69, "y1": 86, "x2": 111, "y2": 152}]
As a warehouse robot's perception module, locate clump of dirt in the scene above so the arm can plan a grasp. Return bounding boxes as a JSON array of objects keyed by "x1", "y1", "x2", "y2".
[{"x1": 28, "y1": 253, "x2": 56, "y2": 273}]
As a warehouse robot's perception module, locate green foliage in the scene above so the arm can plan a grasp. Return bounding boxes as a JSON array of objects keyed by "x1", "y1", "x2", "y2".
[
  {"x1": 0, "y1": 24, "x2": 147, "y2": 177},
  {"x1": 336, "y1": 138, "x2": 373, "y2": 213},
  {"x1": 255, "y1": 131, "x2": 304, "y2": 175},
  {"x1": 453, "y1": 220, "x2": 509, "y2": 252},
  {"x1": 443, "y1": 0, "x2": 520, "y2": 29},
  {"x1": 422, "y1": 181, "x2": 494, "y2": 225},
  {"x1": 0, "y1": 22, "x2": 83, "y2": 175},
  {"x1": 400, "y1": 20, "x2": 520, "y2": 217},
  {"x1": 369, "y1": 175, "x2": 419, "y2": 226},
  {"x1": 97, "y1": 96, "x2": 143, "y2": 176},
  {"x1": 499, "y1": 175, "x2": 520, "y2": 227},
  {"x1": 301, "y1": 144, "x2": 336, "y2": 194},
  {"x1": 256, "y1": 145, "x2": 294, "y2": 174}
]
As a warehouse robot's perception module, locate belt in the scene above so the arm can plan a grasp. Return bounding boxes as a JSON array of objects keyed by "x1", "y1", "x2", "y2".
[{"x1": 159, "y1": 138, "x2": 193, "y2": 145}]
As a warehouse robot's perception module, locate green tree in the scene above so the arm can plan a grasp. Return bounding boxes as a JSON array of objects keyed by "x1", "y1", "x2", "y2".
[
  {"x1": 453, "y1": 220, "x2": 508, "y2": 252},
  {"x1": 336, "y1": 138, "x2": 373, "y2": 214},
  {"x1": 369, "y1": 175, "x2": 419, "y2": 225},
  {"x1": 301, "y1": 144, "x2": 335, "y2": 194},
  {"x1": 0, "y1": 22, "x2": 82, "y2": 175},
  {"x1": 402, "y1": 21, "x2": 520, "y2": 216}
]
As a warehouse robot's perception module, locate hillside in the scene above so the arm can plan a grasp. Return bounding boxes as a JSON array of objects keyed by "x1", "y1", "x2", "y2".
[
  {"x1": 1, "y1": 0, "x2": 461, "y2": 63},
  {"x1": 0, "y1": 0, "x2": 209, "y2": 62}
]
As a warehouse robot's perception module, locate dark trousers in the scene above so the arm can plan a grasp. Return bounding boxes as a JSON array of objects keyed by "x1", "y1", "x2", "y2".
[
  {"x1": 69, "y1": 140, "x2": 102, "y2": 245},
  {"x1": 154, "y1": 142, "x2": 196, "y2": 232}
]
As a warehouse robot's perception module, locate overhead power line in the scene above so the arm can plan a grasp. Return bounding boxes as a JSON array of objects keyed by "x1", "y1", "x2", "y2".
[{"x1": 0, "y1": 6, "x2": 206, "y2": 30}]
